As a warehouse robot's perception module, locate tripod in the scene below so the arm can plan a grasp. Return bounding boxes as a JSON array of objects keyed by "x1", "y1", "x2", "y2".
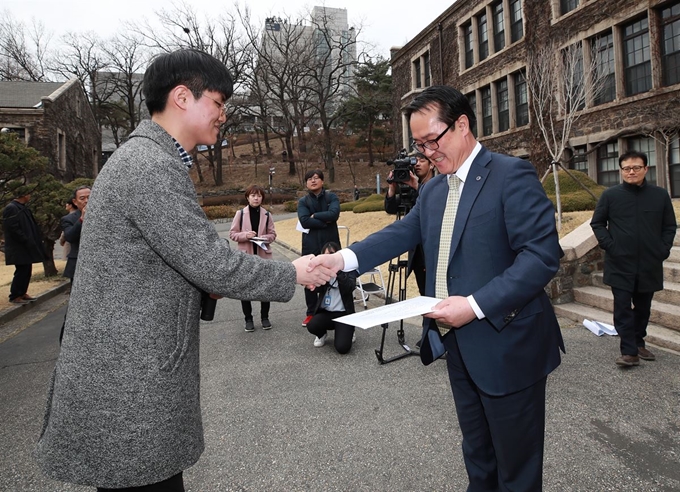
[{"x1": 374, "y1": 201, "x2": 420, "y2": 364}]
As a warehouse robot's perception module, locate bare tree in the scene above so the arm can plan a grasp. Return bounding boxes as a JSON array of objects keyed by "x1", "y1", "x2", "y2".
[
  {"x1": 528, "y1": 39, "x2": 607, "y2": 229},
  {"x1": 50, "y1": 31, "x2": 110, "y2": 125},
  {"x1": 239, "y1": 10, "x2": 318, "y2": 176},
  {"x1": 300, "y1": 8, "x2": 361, "y2": 182},
  {"x1": 0, "y1": 12, "x2": 52, "y2": 81},
  {"x1": 128, "y1": 2, "x2": 253, "y2": 186}
]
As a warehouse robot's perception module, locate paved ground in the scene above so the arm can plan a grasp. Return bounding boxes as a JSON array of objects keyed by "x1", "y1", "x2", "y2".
[{"x1": 1, "y1": 223, "x2": 679, "y2": 491}]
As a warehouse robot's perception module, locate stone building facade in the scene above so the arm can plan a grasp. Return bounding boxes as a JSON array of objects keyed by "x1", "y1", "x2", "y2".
[
  {"x1": 0, "y1": 78, "x2": 100, "y2": 180},
  {"x1": 390, "y1": 0, "x2": 680, "y2": 195}
]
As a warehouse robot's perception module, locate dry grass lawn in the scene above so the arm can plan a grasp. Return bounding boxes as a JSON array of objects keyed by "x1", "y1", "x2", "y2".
[{"x1": 0, "y1": 254, "x2": 66, "y2": 311}]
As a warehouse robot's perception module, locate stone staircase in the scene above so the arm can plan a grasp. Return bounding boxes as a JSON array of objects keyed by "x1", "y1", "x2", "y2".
[{"x1": 554, "y1": 233, "x2": 680, "y2": 352}]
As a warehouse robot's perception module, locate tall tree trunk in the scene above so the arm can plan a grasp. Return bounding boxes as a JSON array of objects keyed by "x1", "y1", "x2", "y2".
[
  {"x1": 323, "y1": 127, "x2": 335, "y2": 182},
  {"x1": 192, "y1": 149, "x2": 204, "y2": 183},
  {"x1": 285, "y1": 136, "x2": 296, "y2": 176},
  {"x1": 215, "y1": 139, "x2": 223, "y2": 186},
  {"x1": 367, "y1": 121, "x2": 375, "y2": 167},
  {"x1": 42, "y1": 238, "x2": 58, "y2": 277}
]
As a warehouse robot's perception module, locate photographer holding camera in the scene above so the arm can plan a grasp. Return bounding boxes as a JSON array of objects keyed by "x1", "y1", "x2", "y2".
[{"x1": 384, "y1": 151, "x2": 435, "y2": 296}]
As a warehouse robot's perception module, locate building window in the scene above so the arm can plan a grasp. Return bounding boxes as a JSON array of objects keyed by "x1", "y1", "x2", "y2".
[
  {"x1": 565, "y1": 42, "x2": 585, "y2": 112},
  {"x1": 478, "y1": 13, "x2": 489, "y2": 61},
  {"x1": 560, "y1": 0, "x2": 579, "y2": 15},
  {"x1": 623, "y1": 17, "x2": 652, "y2": 96},
  {"x1": 510, "y1": 0, "x2": 523, "y2": 43},
  {"x1": 492, "y1": 1, "x2": 505, "y2": 52},
  {"x1": 514, "y1": 70, "x2": 529, "y2": 126},
  {"x1": 467, "y1": 92, "x2": 478, "y2": 137},
  {"x1": 670, "y1": 132, "x2": 680, "y2": 197},
  {"x1": 423, "y1": 52, "x2": 431, "y2": 87},
  {"x1": 464, "y1": 22, "x2": 474, "y2": 69},
  {"x1": 497, "y1": 78, "x2": 509, "y2": 132},
  {"x1": 57, "y1": 130, "x2": 66, "y2": 172},
  {"x1": 661, "y1": 2, "x2": 680, "y2": 87},
  {"x1": 627, "y1": 136, "x2": 657, "y2": 185},
  {"x1": 413, "y1": 59, "x2": 422, "y2": 89},
  {"x1": 592, "y1": 32, "x2": 616, "y2": 105},
  {"x1": 481, "y1": 86, "x2": 493, "y2": 136},
  {"x1": 4, "y1": 127, "x2": 26, "y2": 140},
  {"x1": 597, "y1": 141, "x2": 619, "y2": 187},
  {"x1": 571, "y1": 145, "x2": 588, "y2": 173},
  {"x1": 412, "y1": 51, "x2": 431, "y2": 90}
]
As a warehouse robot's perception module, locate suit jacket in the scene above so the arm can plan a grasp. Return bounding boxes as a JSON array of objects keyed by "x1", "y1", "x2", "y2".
[
  {"x1": 35, "y1": 120, "x2": 298, "y2": 488},
  {"x1": 60, "y1": 210, "x2": 82, "y2": 278},
  {"x1": 229, "y1": 206, "x2": 276, "y2": 258},
  {"x1": 350, "y1": 146, "x2": 564, "y2": 396}
]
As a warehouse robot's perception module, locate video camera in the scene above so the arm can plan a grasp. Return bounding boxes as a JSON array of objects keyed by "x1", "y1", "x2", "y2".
[{"x1": 386, "y1": 149, "x2": 416, "y2": 185}]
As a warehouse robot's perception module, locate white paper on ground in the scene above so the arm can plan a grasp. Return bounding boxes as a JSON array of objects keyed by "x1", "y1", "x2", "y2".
[
  {"x1": 335, "y1": 296, "x2": 442, "y2": 329},
  {"x1": 583, "y1": 319, "x2": 618, "y2": 336}
]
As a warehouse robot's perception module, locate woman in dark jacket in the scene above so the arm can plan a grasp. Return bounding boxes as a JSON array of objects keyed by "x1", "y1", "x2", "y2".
[{"x1": 306, "y1": 242, "x2": 357, "y2": 354}]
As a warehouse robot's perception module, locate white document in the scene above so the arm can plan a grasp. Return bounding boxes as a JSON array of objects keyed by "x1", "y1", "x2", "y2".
[
  {"x1": 583, "y1": 319, "x2": 618, "y2": 336},
  {"x1": 249, "y1": 238, "x2": 268, "y2": 251},
  {"x1": 335, "y1": 296, "x2": 442, "y2": 329},
  {"x1": 296, "y1": 220, "x2": 310, "y2": 234}
]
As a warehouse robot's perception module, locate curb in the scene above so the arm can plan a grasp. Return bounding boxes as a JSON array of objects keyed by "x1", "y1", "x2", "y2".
[{"x1": 0, "y1": 281, "x2": 71, "y2": 325}]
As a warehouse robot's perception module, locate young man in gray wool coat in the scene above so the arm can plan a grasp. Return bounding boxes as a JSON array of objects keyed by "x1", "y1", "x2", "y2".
[{"x1": 34, "y1": 49, "x2": 333, "y2": 492}]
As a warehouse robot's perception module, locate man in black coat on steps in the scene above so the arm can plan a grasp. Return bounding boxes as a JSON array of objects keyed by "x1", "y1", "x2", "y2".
[{"x1": 591, "y1": 150, "x2": 677, "y2": 367}]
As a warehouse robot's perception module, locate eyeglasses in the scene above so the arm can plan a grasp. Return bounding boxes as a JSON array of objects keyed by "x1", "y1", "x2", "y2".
[
  {"x1": 203, "y1": 93, "x2": 227, "y2": 116},
  {"x1": 621, "y1": 165, "x2": 645, "y2": 173},
  {"x1": 411, "y1": 122, "x2": 454, "y2": 153}
]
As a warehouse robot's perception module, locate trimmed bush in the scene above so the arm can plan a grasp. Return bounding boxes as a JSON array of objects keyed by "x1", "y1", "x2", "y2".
[
  {"x1": 547, "y1": 190, "x2": 599, "y2": 212},
  {"x1": 283, "y1": 200, "x2": 298, "y2": 212},
  {"x1": 542, "y1": 169, "x2": 605, "y2": 196},
  {"x1": 202, "y1": 205, "x2": 235, "y2": 220}
]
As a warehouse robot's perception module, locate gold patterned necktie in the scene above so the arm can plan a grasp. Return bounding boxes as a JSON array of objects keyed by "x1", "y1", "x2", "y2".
[{"x1": 435, "y1": 174, "x2": 461, "y2": 334}]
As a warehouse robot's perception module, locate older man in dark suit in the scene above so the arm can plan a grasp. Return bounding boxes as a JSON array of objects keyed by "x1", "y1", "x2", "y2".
[
  {"x1": 311, "y1": 85, "x2": 564, "y2": 491},
  {"x1": 2, "y1": 191, "x2": 45, "y2": 304}
]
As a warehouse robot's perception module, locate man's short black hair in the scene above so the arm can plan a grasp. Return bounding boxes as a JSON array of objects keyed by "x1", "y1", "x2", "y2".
[
  {"x1": 143, "y1": 49, "x2": 234, "y2": 115},
  {"x1": 619, "y1": 150, "x2": 648, "y2": 167},
  {"x1": 305, "y1": 169, "x2": 324, "y2": 181},
  {"x1": 404, "y1": 85, "x2": 477, "y2": 129}
]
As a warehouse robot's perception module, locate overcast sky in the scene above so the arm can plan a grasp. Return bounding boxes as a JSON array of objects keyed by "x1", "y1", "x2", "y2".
[{"x1": 10, "y1": 1, "x2": 455, "y2": 59}]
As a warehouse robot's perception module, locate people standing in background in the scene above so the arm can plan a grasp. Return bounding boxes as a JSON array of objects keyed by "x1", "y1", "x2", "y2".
[
  {"x1": 384, "y1": 151, "x2": 436, "y2": 296},
  {"x1": 2, "y1": 191, "x2": 45, "y2": 304},
  {"x1": 297, "y1": 169, "x2": 340, "y2": 327},
  {"x1": 354, "y1": 185, "x2": 360, "y2": 201},
  {"x1": 58, "y1": 199, "x2": 77, "y2": 260},
  {"x1": 229, "y1": 185, "x2": 277, "y2": 332},
  {"x1": 61, "y1": 186, "x2": 91, "y2": 280},
  {"x1": 58, "y1": 186, "x2": 91, "y2": 344},
  {"x1": 591, "y1": 150, "x2": 676, "y2": 367}
]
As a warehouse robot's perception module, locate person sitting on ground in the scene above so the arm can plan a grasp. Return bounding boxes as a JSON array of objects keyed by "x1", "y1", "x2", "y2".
[
  {"x1": 306, "y1": 241, "x2": 357, "y2": 354},
  {"x1": 229, "y1": 184, "x2": 277, "y2": 332}
]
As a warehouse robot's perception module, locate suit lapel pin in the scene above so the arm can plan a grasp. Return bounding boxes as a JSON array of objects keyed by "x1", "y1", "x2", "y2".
[{"x1": 476, "y1": 176, "x2": 481, "y2": 181}]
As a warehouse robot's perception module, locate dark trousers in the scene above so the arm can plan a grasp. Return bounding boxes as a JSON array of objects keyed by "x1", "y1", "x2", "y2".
[
  {"x1": 9, "y1": 264, "x2": 32, "y2": 301},
  {"x1": 96, "y1": 472, "x2": 184, "y2": 491},
  {"x1": 304, "y1": 288, "x2": 322, "y2": 316},
  {"x1": 241, "y1": 300, "x2": 270, "y2": 321},
  {"x1": 306, "y1": 309, "x2": 355, "y2": 354},
  {"x1": 447, "y1": 342, "x2": 546, "y2": 492},
  {"x1": 611, "y1": 287, "x2": 654, "y2": 356}
]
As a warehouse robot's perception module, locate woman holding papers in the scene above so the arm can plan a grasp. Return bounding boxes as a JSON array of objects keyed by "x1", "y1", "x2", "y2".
[
  {"x1": 306, "y1": 242, "x2": 357, "y2": 353},
  {"x1": 229, "y1": 185, "x2": 277, "y2": 332}
]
